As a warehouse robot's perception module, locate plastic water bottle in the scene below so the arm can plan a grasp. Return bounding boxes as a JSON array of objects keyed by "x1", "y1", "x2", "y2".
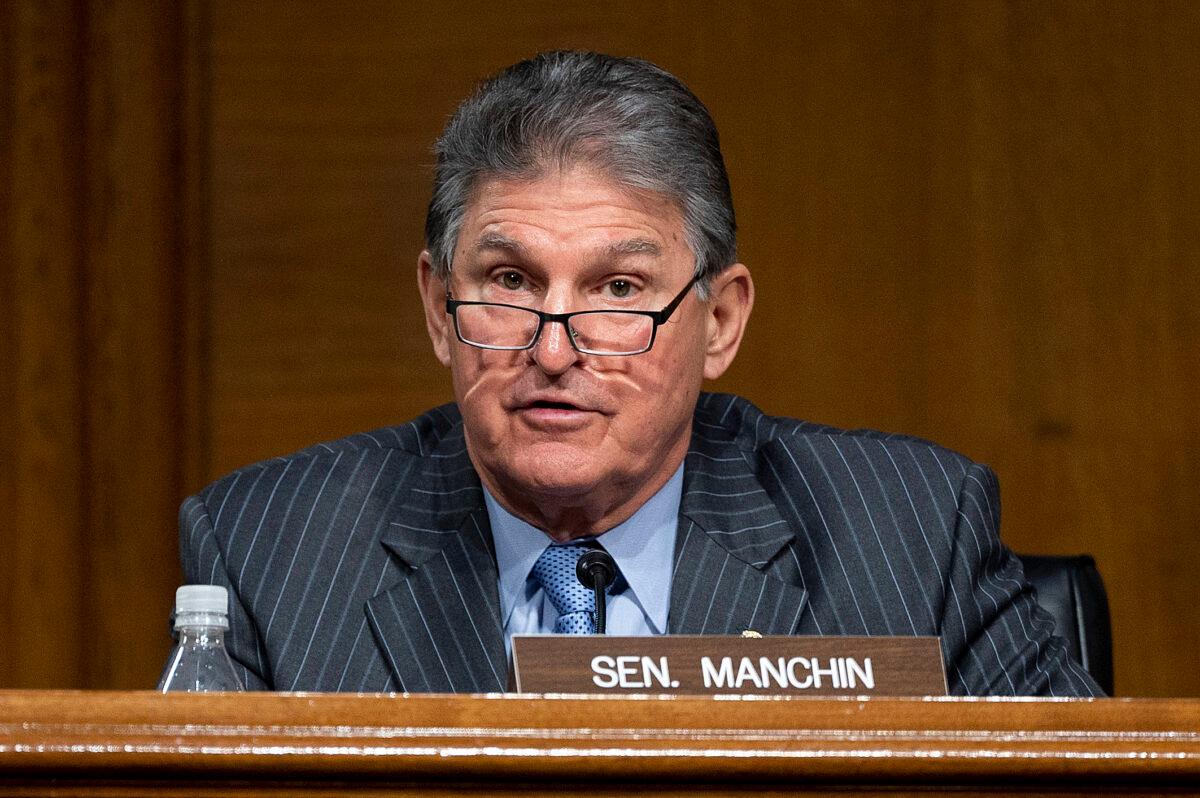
[{"x1": 157, "y1": 585, "x2": 244, "y2": 692}]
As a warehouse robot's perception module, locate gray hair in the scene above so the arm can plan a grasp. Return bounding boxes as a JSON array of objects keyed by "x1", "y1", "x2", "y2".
[{"x1": 424, "y1": 50, "x2": 737, "y2": 296}]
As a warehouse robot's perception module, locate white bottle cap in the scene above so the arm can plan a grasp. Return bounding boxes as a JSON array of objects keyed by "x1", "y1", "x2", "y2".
[{"x1": 174, "y1": 584, "x2": 229, "y2": 616}]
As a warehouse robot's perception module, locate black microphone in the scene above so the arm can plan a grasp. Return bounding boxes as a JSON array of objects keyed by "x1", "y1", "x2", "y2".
[{"x1": 575, "y1": 549, "x2": 617, "y2": 634}]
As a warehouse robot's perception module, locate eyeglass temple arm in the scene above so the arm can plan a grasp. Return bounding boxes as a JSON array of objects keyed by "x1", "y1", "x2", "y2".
[{"x1": 651, "y1": 274, "x2": 700, "y2": 324}]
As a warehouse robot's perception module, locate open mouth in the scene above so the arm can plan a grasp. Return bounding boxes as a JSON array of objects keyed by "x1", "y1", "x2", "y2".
[
  {"x1": 515, "y1": 397, "x2": 597, "y2": 430},
  {"x1": 527, "y1": 400, "x2": 581, "y2": 411}
]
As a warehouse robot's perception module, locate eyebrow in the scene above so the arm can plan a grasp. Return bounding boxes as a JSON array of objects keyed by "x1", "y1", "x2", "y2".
[
  {"x1": 474, "y1": 232, "x2": 529, "y2": 258},
  {"x1": 604, "y1": 238, "x2": 662, "y2": 258},
  {"x1": 472, "y1": 232, "x2": 662, "y2": 260}
]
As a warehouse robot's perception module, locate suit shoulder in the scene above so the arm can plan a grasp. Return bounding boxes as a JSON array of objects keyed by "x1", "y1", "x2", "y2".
[
  {"x1": 192, "y1": 403, "x2": 463, "y2": 504},
  {"x1": 694, "y1": 392, "x2": 977, "y2": 467}
]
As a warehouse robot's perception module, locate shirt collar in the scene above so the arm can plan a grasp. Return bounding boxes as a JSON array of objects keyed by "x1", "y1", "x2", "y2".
[{"x1": 486, "y1": 463, "x2": 684, "y2": 633}]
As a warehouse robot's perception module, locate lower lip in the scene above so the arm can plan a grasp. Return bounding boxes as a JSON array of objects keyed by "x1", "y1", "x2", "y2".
[{"x1": 516, "y1": 406, "x2": 597, "y2": 430}]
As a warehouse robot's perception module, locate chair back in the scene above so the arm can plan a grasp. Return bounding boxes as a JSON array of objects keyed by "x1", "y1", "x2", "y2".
[{"x1": 1017, "y1": 553, "x2": 1113, "y2": 695}]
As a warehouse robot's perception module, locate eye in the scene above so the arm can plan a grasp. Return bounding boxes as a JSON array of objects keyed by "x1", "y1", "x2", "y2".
[
  {"x1": 606, "y1": 279, "x2": 634, "y2": 299},
  {"x1": 499, "y1": 271, "x2": 525, "y2": 291}
]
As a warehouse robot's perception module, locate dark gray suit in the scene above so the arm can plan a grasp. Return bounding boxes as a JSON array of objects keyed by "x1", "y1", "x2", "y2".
[{"x1": 179, "y1": 393, "x2": 1102, "y2": 696}]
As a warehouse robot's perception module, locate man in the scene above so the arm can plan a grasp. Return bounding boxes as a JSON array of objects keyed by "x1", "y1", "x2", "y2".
[{"x1": 179, "y1": 51, "x2": 1101, "y2": 696}]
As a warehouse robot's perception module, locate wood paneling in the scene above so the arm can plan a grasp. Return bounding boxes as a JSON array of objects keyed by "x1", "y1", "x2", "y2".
[
  {"x1": 77, "y1": 1, "x2": 190, "y2": 689},
  {"x1": 0, "y1": 0, "x2": 88, "y2": 688},
  {"x1": 2, "y1": 0, "x2": 1197, "y2": 696},
  {"x1": 0, "y1": 1, "x2": 192, "y2": 688},
  {"x1": 911, "y1": 4, "x2": 1200, "y2": 698}
]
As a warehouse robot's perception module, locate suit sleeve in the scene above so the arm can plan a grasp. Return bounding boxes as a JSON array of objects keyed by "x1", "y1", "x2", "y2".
[
  {"x1": 940, "y1": 463, "x2": 1104, "y2": 697},
  {"x1": 178, "y1": 493, "x2": 271, "y2": 690}
]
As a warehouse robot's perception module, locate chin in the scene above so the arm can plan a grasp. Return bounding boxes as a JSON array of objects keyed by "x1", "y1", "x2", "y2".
[{"x1": 504, "y1": 444, "x2": 611, "y2": 497}]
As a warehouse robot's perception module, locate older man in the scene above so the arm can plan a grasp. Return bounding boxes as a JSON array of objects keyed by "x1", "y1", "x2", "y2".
[{"x1": 179, "y1": 51, "x2": 1101, "y2": 696}]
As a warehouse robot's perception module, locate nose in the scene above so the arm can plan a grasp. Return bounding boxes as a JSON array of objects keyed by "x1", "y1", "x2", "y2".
[{"x1": 529, "y1": 318, "x2": 581, "y2": 375}]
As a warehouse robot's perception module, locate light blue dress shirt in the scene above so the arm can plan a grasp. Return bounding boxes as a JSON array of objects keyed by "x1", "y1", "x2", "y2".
[{"x1": 486, "y1": 463, "x2": 683, "y2": 654}]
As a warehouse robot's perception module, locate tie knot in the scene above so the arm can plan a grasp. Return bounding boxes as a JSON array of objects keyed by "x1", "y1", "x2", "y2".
[{"x1": 531, "y1": 542, "x2": 608, "y2": 635}]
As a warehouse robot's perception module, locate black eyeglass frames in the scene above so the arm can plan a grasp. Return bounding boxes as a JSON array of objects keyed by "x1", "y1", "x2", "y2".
[{"x1": 444, "y1": 275, "x2": 699, "y2": 356}]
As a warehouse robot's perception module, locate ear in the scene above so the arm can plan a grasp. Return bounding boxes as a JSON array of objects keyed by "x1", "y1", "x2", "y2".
[
  {"x1": 417, "y1": 251, "x2": 452, "y2": 367},
  {"x1": 702, "y1": 263, "x2": 754, "y2": 381}
]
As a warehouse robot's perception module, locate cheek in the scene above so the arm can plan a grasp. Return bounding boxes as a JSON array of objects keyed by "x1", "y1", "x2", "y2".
[
  {"x1": 449, "y1": 349, "x2": 518, "y2": 415},
  {"x1": 643, "y1": 323, "x2": 708, "y2": 387},
  {"x1": 608, "y1": 334, "x2": 705, "y2": 428}
]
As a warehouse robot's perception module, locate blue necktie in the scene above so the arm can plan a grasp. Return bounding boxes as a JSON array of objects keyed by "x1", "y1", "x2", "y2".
[{"x1": 532, "y1": 543, "x2": 608, "y2": 634}]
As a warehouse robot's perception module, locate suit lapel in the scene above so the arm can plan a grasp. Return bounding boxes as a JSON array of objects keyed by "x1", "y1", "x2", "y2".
[
  {"x1": 364, "y1": 425, "x2": 506, "y2": 693},
  {"x1": 363, "y1": 398, "x2": 811, "y2": 690},
  {"x1": 669, "y1": 418, "x2": 808, "y2": 635}
]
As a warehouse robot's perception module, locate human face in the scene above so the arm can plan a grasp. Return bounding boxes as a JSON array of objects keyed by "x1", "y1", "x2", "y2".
[{"x1": 419, "y1": 166, "x2": 713, "y2": 535}]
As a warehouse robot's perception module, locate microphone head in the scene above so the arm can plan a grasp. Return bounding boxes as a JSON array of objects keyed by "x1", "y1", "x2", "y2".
[{"x1": 576, "y1": 549, "x2": 617, "y2": 590}]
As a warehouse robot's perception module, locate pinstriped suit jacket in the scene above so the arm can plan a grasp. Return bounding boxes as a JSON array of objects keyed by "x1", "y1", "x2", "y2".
[{"x1": 179, "y1": 393, "x2": 1102, "y2": 696}]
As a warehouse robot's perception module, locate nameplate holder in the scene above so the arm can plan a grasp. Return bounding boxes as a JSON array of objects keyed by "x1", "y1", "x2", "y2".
[{"x1": 511, "y1": 635, "x2": 947, "y2": 696}]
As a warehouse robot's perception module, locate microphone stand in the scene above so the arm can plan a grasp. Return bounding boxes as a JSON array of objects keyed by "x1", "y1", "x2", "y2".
[{"x1": 575, "y1": 549, "x2": 617, "y2": 634}]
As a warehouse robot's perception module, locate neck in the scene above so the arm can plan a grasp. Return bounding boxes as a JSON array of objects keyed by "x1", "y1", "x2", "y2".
[{"x1": 478, "y1": 447, "x2": 688, "y2": 542}]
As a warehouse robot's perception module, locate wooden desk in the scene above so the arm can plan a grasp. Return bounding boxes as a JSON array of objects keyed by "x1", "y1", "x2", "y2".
[{"x1": 0, "y1": 691, "x2": 1197, "y2": 795}]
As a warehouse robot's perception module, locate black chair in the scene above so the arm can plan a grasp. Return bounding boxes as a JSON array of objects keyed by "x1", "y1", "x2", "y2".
[{"x1": 1016, "y1": 553, "x2": 1113, "y2": 695}]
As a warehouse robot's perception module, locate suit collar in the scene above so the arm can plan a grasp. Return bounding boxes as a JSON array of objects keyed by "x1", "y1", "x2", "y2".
[
  {"x1": 368, "y1": 420, "x2": 507, "y2": 692},
  {"x1": 366, "y1": 400, "x2": 809, "y2": 690},
  {"x1": 378, "y1": 419, "x2": 482, "y2": 567},
  {"x1": 670, "y1": 413, "x2": 808, "y2": 635},
  {"x1": 376, "y1": 397, "x2": 796, "y2": 568},
  {"x1": 680, "y1": 412, "x2": 796, "y2": 567}
]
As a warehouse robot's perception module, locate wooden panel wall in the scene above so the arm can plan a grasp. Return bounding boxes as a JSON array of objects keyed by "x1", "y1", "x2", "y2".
[
  {"x1": 2, "y1": 0, "x2": 1197, "y2": 696},
  {"x1": 0, "y1": 0, "x2": 191, "y2": 687},
  {"x1": 0, "y1": 0, "x2": 89, "y2": 689}
]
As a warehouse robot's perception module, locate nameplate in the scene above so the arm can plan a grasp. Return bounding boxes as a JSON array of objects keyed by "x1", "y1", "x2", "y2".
[{"x1": 512, "y1": 635, "x2": 946, "y2": 695}]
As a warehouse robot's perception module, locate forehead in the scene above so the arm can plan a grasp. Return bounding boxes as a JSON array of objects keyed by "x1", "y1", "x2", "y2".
[{"x1": 453, "y1": 166, "x2": 690, "y2": 267}]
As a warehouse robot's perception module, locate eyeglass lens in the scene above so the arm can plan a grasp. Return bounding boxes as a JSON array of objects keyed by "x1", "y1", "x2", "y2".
[{"x1": 455, "y1": 304, "x2": 654, "y2": 354}]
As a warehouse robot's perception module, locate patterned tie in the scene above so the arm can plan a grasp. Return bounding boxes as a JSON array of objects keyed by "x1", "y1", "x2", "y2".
[{"x1": 531, "y1": 543, "x2": 608, "y2": 634}]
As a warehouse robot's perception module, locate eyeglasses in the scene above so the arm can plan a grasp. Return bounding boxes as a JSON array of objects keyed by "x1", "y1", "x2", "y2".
[{"x1": 445, "y1": 275, "x2": 699, "y2": 356}]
